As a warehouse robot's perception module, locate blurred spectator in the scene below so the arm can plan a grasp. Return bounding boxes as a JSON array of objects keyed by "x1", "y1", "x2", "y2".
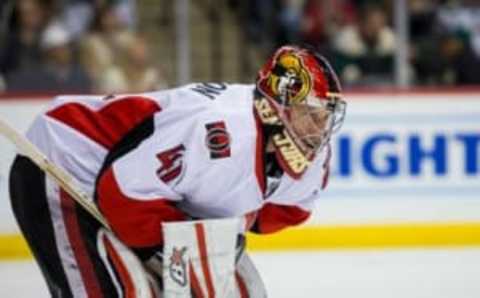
[
  {"x1": 0, "y1": 0, "x2": 54, "y2": 76},
  {"x1": 332, "y1": 4, "x2": 395, "y2": 86},
  {"x1": 0, "y1": 74, "x2": 5, "y2": 92},
  {"x1": 436, "y1": 0, "x2": 480, "y2": 85},
  {"x1": 113, "y1": 0, "x2": 137, "y2": 29},
  {"x1": 241, "y1": 0, "x2": 279, "y2": 50},
  {"x1": 409, "y1": 0, "x2": 442, "y2": 84},
  {"x1": 410, "y1": 34, "x2": 444, "y2": 85},
  {"x1": 118, "y1": 35, "x2": 168, "y2": 92},
  {"x1": 409, "y1": 0, "x2": 441, "y2": 42},
  {"x1": 60, "y1": 0, "x2": 137, "y2": 40},
  {"x1": 0, "y1": 1, "x2": 9, "y2": 32},
  {"x1": 276, "y1": 0, "x2": 305, "y2": 45},
  {"x1": 412, "y1": 0, "x2": 480, "y2": 85},
  {"x1": 300, "y1": 0, "x2": 357, "y2": 48},
  {"x1": 79, "y1": 2, "x2": 135, "y2": 93},
  {"x1": 98, "y1": 34, "x2": 167, "y2": 93},
  {"x1": 437, "y1": 0, "x2": 480, "y2": 58},
  {"x1": 60, "y1": 0, "x2": 96, "y2": 40},
  {"x1": 435, "y1": 31, "x2": 480, "y2": 85},
  {"x1": 6, "y1": 21, "x2": 92, "y2": 93}
]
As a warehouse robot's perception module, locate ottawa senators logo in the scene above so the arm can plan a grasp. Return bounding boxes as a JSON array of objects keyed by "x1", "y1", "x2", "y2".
[
  {"x1": 205, "y1": 121, "x2": 231, "y2": 159},
  {"x1": 258, "y1": 48, "x2": 312, "y2": 106}
]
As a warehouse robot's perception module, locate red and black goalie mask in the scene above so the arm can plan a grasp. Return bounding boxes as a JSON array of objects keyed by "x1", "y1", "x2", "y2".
[{"x1": 254, "y1": 45, "x2": 346, "y2": 179}]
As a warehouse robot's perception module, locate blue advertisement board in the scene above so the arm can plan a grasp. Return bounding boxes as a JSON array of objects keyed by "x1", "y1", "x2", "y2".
[{"x1": 326, "y1": 95, "x2": 480, "y2": 199}]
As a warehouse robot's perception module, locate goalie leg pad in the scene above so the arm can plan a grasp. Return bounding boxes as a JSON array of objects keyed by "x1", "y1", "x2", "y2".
[
  {"x1": 234, "y1": 253, "x2": 268, "y2": 298},
  {"x1": 97, "y1": 228, "x2": 158, "y2": 298},
  {"x1": 161, "y1": 218, "x2": 240, "y2": 298}
]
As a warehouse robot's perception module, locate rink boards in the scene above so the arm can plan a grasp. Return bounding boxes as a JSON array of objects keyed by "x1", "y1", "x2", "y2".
[{"x1": 0, "y1": 91, "x2": 479, "y2": 258}]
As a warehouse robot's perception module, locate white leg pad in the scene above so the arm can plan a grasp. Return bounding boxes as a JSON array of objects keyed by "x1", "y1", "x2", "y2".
[
  {"x1": 162, "y1": 218, "x2": 240, "y2": 298},
  {"x1": 235, "y1": 253, "x2": 268, "y2": 298},
  {"x1": 97, "y1": 228, "x2": 157, "y2": 298}
]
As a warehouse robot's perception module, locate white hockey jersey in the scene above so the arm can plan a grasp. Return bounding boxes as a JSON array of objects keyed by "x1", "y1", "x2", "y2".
[{"x1": 26, "y1": 83, "x2": 330, "y2": 248}]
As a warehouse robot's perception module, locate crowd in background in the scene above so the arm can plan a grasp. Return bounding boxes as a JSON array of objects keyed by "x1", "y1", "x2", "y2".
[
  {"x1": 236, "y1": 0, "x2": 480, "y2": 87},
  {"x1": 0, "y1": 0, "x2": 167, "y2": 94},
  {"x1": 1, "y1": 0, "x2": 480, "y2": 94}
]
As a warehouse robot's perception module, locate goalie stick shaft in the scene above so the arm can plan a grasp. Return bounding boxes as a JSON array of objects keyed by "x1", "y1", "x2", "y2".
[{"x1": 0, "y1": 117, "x2": 110, "y2": 229}]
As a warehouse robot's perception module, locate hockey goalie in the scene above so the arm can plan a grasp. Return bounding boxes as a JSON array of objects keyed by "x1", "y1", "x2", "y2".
[{"x1": 8, "y1": 45, "x2": 346, "y2": 297}]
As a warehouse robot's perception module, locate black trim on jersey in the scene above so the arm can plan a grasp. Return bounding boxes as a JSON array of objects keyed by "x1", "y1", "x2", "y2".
[
  {"x1": 93, "y1": 116, "x2": 162, "y2": 259},
  {"x1": 94, "y1": 116, "x2": 155, "y2": 202}
]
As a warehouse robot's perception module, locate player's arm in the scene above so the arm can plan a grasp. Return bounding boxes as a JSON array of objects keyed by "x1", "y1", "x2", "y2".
[
  {"x1": 95, "y1": 165, "x2": 188, "y2": 251},
  {"x1": 250, "y1": 147, "x2": 330, "y2": 234}
]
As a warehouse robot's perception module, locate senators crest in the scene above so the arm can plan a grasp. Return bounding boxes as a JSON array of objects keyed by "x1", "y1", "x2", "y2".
[
  {"x1": 205, "y1": 121, "x2": 231, "y2": 159},
  {"x1": 258, "y1": 47, "x2": 313, "y2": 106}
]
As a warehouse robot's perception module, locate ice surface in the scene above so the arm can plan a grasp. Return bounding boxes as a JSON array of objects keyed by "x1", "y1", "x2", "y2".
[{"x1": 1, "y1": 249, "x2": 479, "y2": 298}]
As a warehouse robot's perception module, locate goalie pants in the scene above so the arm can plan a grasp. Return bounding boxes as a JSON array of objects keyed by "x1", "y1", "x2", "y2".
[{"x1": 9, "y1": 155, "x2": 147, "y2": 298}]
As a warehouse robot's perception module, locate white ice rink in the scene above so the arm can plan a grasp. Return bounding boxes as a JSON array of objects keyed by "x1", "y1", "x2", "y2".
[{"x1": 1, "y1": 248, "x2": 479, "y2": 298}]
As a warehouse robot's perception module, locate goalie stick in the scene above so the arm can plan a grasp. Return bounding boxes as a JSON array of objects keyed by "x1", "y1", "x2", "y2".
[{"x1": 0, "y1": 117, "x2": 110, "y2": 229}]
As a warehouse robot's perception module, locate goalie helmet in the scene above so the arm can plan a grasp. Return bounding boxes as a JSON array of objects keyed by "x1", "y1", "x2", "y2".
[{"x1": 254, "y1": 45, "x2": 346, "y2": 179}]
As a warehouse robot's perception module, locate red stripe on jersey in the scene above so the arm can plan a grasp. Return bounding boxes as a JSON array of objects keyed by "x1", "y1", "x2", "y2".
[
  {"x1": 254, "y1": 111, "x2": 266, "y2": 195},
  {"x1": 195, "y1": 223, "x2": 215, "y2": 298},
  {"x1": 102, "y1": 234, "x2": 136, "y2": 298},
  {"x1": 189, "y1": 262, "x2": 205, "y2": 298},
  {"x1": 96, "y1": 167, "x2": 187, "y2": 248},
  {"x1": 235, "y1": 271, "x2": 249, "y2": 298},
  {"x1": 59, "y1": 189, "x2": 104, "y2": 297},
  {"x1": 46, "y1": 96, "x2": 161, "y2": 149},
  {"x1": 253, "y1": 203, "x2": 311, "y2": 234}
]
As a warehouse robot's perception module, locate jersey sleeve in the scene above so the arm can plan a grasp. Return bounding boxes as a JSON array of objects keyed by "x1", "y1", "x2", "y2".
[
  {"x1": 96, "y1": 167, "x2": 187, "y2": 249},
  {"x1": 43, "y1": 94, "x2": 162, "y2": 150},
  {"x1": 249, "y1": 203, "x2": 311, "y2": 234},
  {"x1": 251, "y1": 146, "x2": 330, "y2": 235},
  {"x1": 250, "y1": 186, "x2": 319, "y2": 234}
]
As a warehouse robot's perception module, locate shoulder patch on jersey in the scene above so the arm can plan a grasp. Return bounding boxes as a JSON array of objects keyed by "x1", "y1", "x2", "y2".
[{"x1": 205, "y1": 121, "x2": 231, "y2": 159}]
